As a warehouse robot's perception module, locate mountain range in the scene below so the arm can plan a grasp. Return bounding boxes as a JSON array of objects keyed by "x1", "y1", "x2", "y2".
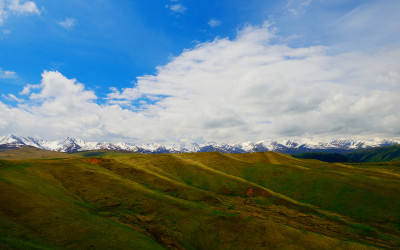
[{"x1": 1, "y1": 134, "x2": 399, "y2": 154}]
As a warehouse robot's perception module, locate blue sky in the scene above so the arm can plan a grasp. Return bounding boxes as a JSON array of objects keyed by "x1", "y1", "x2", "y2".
[
  {"x1": 0, "y1": 0, "x2": 400, "y2": 143},
  {"x1": 2, "y1": 0, "x2": 275, "y2": 95}
]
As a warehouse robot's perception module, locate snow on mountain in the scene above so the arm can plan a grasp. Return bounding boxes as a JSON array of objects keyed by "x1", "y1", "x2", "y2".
[
  {"x1": 112, "y1": 142, "x2": 140, "y2": 152},
  {"x1": 178, "y1": 143, "x2": 201, "y2": 152},
  {"x1": 0, "y1": 134, "x2": 45, "y2": 148},
  {"x1": 161, "y1": 143, "x2": 202, "y2": 153},
  {"x1": 0, "y1": 134, "x2": 399, "y2": 154}
]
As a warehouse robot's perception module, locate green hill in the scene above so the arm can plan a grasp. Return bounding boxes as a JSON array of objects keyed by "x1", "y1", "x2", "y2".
[
  {"x1": 292, "y1": 144, "x2": 400, "y2": 163},
  {"x1": 1, "y1": 148, "x2": 400, "y2": 249},
  {"x1": 345, "y1": 145, "x2": 400, "y2": 162},
  {"x1": 291, "y1": 152, "x2": 352, "y2": 162}
]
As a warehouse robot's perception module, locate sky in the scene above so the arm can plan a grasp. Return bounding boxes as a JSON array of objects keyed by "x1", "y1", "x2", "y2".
[{"x1": 0, "y1": 0, "x2": 400, "y2": 143}]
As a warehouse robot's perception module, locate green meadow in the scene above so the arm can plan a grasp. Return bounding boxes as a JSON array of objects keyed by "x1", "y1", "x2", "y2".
[{"x1": 1, "y1": 147, "x2": 400, "y2": 249}]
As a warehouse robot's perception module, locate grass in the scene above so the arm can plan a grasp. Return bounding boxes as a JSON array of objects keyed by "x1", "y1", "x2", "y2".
[
  {"x1": 0, "y1": 148, "x2": 399, "y2": 249},
  {"x1": 346, "y1": 145, "x2": 400, "y2": 162},
  {"x1": 240, "y1": 162, "x2": 400, "y2": 225},
  {"x1": 291, "y1": 144, "x2": 400, "y2": 163}
]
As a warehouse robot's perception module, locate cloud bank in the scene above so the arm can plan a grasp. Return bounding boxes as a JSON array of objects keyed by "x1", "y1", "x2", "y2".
[{"x1": 1, "y1": 22, "x2": 400, "y2": 143}]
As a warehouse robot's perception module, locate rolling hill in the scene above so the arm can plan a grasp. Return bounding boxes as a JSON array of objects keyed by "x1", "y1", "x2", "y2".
[
  {"x1": 1, "y1": 147, "x2": 400, "y2": 249},
  {"x1": 291, "y1": 152, "x2": 352, "y2": 163},
  {"x1": 345, "y1": 145, "x2": 400, "y2": 162},
  {"x1": 293, "y1": 144, "x2": 400, "y2": 163}
]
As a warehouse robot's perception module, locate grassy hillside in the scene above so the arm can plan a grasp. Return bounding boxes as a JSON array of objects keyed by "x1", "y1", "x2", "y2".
[
  {"x1": 345, "y1": 145, "x2": 400, "y2": 162},
  {"x1": 1, "y1": 148, "x2": 400, "y2": 249},
  {"x1": 291, "y1": 152, "x2": 352, "y2": 162},
  {"x1": 0, "y1": 146, "x2": 82, "y2": 160},
  {"x1": 292, "y1": 144, "x2": 400, "y2": 163}
]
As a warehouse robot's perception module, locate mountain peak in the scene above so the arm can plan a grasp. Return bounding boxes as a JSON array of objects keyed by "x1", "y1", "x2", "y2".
[{"x1": 1, "y1": 135, "x2": 399, "y2": 154}]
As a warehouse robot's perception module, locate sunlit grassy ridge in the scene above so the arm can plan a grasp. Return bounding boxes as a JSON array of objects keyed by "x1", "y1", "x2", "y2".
[{"x1": 1, "y1": 148, "x2": 399, "y2": 249}]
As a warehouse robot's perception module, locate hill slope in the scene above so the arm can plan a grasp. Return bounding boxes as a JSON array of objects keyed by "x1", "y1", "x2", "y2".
[
  {"x1": 291, "y1": 152, "x2": 352, "y2": 162},
  {"x1": 1, "y1": 149, "x2": 400, "y2": 249},
  {"x1": 346, "y1": 145, "x2": 400, "y2": 162},
  {"x1": 292, "y1": 145, "x2": 400, "y2": 163}
]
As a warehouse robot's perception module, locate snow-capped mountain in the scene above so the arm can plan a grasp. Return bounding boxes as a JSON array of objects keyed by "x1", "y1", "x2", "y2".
[
  {"x1": 0, "y1": 134, "x2": 45, "y2": 149},
  {"x1": 0, "y1": 134, "x2": 399, "y2": 154}
]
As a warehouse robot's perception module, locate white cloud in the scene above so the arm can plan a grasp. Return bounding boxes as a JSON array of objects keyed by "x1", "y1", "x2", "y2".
[
  {"x1": 1, "y1": 22, "x2": 400, "y2": 143},
  {"x1": 7, "y1": 0, "x2": 39, "y2": 14},
  {"x1": 0, "y1": 0, "x2": 40, "y2": 25},
  {"x1": 208, "y1": 18, "x2": 221, "y2": 28},
  {"x1": 166, "y1": 4, "x2": 186, "y2": 14},
  {"x1": 2, "y1": 93, "x2": 23, "y2": 102},
  {"x1": 29, "y1": 71, "x2": 96, "y2": 107},
  {"x1": 0, "y1": 71, "x2": 103, "y2": 139},
  {"x1": 19, "y1": 83, "x2": 38, "y2": 95},
  {"x1": 285, "y1": 0, "x2": 312, "y2": 15},
  {"x1": 0, "y1": 67, "x2": 16, "y2": 78},
  {"x1": 58, "y1": 17, "x2": 76, "y2": 29}
]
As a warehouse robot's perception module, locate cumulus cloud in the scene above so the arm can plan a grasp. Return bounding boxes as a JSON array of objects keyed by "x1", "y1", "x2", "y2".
[
  {"x1": 58, "y1": 17, "x2": 76, "y2": 29},
  {"x1": 1, "y1": 22, "x2": 400, "y2": 143},
  {"x1": 1, "y1": 71, "x2": 103, "y2": 139},
  {"x1": 0, "y1": 0, "x2": 40, "y2": 25},
  {"x1": 208, "y1": 18, "x2": 221, "y2": 28},
  {"x1": 7, "y1": 0, "x2": 39, "y2": 14}
]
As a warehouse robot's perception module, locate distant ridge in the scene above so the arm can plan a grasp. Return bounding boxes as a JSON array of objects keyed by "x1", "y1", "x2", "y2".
[
  {"x1": 345, "y1": 144, "x2": 400, "y2": 162},
  {"x1": 293, "y1": 145, "x2": 400, "y2": 163},
  {"x1": 1, "y1": 134, "x2": 399, "y2": 154}
]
